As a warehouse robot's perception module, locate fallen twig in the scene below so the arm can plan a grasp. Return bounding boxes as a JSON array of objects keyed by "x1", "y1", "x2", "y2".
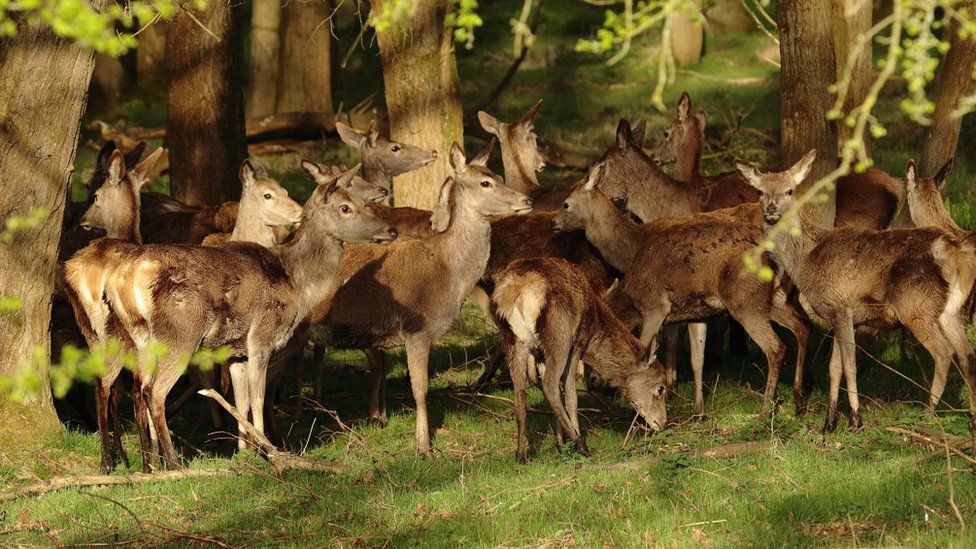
[
  {"x1": 886, "y1": 427, "x2": 976, "y2": 468},
  {"x1": 0, "y1": 467, "x2": 235, "y2": 503}
]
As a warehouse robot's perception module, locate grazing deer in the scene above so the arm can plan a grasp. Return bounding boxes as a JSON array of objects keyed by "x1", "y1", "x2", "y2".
[
  {"x1": 493, "y1": 258, "x2": 667, "y2": 462},
  {"x1": 73, "y1": 164, "x2": 395, "y2": 471},
  {"x1": 552, "y1": 162, "x2": 810, "y2": 416},
  {"x1": 306, "y1": 142, "x2": 533, "y2": 455},
  {"x1": 63, "y1": 148, "x2": 165, "y2": 472},
  {"x1": 735, "y1": 150, "x2": 976, "y2": 432}
]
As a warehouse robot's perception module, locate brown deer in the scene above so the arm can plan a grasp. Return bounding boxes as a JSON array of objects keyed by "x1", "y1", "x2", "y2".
[
  {"x1": 552, "y1": 162, "x2": 810, "y2": 416},
  {"x1": 735, "y1": 150, "x2": 976, "y2": 433},
  {"x1": 71, "y1": 165, "x2": 396, "y2": 471},
  {"x1": 904, "y1": 157, "x2": 959, "y2": 236},
  {"x1": 493, "y1": 257, "x2": 667, "y2": 462},
  {"x1": 305, "y1": 142, "x2": 533, "y2": 455},
  {"x1": 63, "y1": 148, "x2": 164, "y2": 472}
]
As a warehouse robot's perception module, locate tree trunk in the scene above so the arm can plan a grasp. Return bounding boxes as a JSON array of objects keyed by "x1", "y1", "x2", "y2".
[
  {"x1": 136, "y1": 21, "x2": 167, "y2": 91},
  {"x1": 372, "y1": 0, "x2": 464, "y2": 210},
  {"x1": 90, "y1": 52, "x2": 127, "y2": 111},
  {"x1": 246, "y1": 0, "x2": 282, "y2": 117},
  {"x1": 778, "y1": 0, "x2": 839, "y2": 222},
  {"x1": 831, "y1": 0, "x2": 872, "y2": 154},
  {"x1": 920, "y1": 1, "x2": 976, "y2": 178},
  {"x1": 277, "y1": 0, "x2": 333, "y2": 115},
  {"x1": 166, "y1": 1, "x2": 247, "y2": 206},
  {"x1": 0, "y1": 20, "x2": 99, "y2": 419},
  {"x1": 671, "y1": 0, "x2": 704, "y2": 67}
]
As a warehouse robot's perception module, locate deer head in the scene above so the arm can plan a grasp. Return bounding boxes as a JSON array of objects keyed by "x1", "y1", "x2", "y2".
[
  {"x1": 301, "y1": 159, "x2": 389, "y2": 203},
  {"x1": 81, "y1": 147, "x2": 165, "y2": 237},
  {"x1": 440, "y1": 140, "x2": 534, "y2": 228},
  {"x1": 595, "y1": 119, "x2": 648, "y2": 206},
  {"x1": 478, "y1": 100, "x2": 547, "y2": 175},
  {"x1": 299, "y1": 165, "x2": 398, "y2": 244},
  {"x1": 734, "y1": 150, "x2": 817, "y2": 226},
  {"x1": 651, "y1": 92, "x2": 708, "y2": 166},
  {"x1": 239, "y1": 160, "x2": 303, "y2": 227},
  {"x1": 550, "y1": 161, "x2": 607, "y2": 232},
  {"x1": 905, "y1": 157, "x2": 953, "y2": 229},
  {"x1": 623, "y1": 349, "x2": 668, "y2": 432},
  {"x1": 89, "y1": 140, "x2": 148, "y2": 196},
  {"x1": 336, "y1": 120, "x2": 437, "y2": 186}
]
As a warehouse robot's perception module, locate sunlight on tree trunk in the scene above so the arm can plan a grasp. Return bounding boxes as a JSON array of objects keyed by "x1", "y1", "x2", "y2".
[
  {"x1": 831, "y1": 0, "x2": 872, "y2": 155},
  {"x1": 166, "y1": 2, "x2": 247, "y2": 206},
  {"x1": 671, "y1": 0, "x2": 703, "y2": 67},
  {"x1": 247, "y1": 0, "x2": 282, "y2": 118},
  {"x1": 276, "y1": 0, "x2": 334, "y2": 116},
  {"x1": 778, "y1": 0, "x2": 838, "y2": 223},
  {"x1": 372, "y1": 0, "x2": 464, "y2": 210},
  {"x1": 0, "y1": 14, "x2": 101, "y2": 419}
]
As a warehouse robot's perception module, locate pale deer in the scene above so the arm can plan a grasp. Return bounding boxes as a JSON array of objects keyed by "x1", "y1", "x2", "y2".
[
  {"x1": 493, "y1": 257, "x2": 667, "y2": 462},
  {"x1": 735, "y1": 150, "x2": 976, "y2": 433},
  {"x1": 305, "y1": 142, "x2": 533, "y2": 455},
  {"x1": 552, "y1": 162, "x2": 810, "y2": 416},
  {"x1": 75, "y1": 166, "x2": 396, "y2": 471}
]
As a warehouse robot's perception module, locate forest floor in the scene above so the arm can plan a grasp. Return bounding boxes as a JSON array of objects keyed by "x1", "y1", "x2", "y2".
[{"x1": 6, "y1": 1, "x2": 976, "y2": 546}]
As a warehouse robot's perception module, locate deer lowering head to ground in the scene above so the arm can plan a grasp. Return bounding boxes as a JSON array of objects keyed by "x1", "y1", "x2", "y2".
[
  {"x1": 64, "y1": 147, "x2": 164, "y2": 473},
  {"x1": 306, "y1": 141, "x2": 533, "y2": 455},
  {"x1": 552, "y1": 162, "x2": 810, "y2": 417},
  {"x1": 493, "y1": 258, "x2": 667, "y2": 462},
  {"x1": 89, "y1": 166, "x2": 396, "y2": 472},
  {"x1": 735, "y1": 150, "x2": 976, "y2": 433}
]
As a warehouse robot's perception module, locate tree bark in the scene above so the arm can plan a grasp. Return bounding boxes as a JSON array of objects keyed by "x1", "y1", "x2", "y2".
[
  {"x1": 0, "y1": 19, "x2": 99, "y2": 416},
  {"x1": 276, "y1": 0, "x2": 334, "y2": 116},
  {"x1": 246, "y1": 0, "x2": 282, "y2": 117},
  {"x1": 372, "y1": 0, "x2": 464, "y2": 210},
  {"x1": 90, "y1": 52, "x2": 127, "y2": 111},
  {"x1": 831, "y1": 0, "x2": 872, "y2": 154},
  {"x1": 166, "y1": 3, "x2": 247, "y2": 207},
  {"x1": 778, "y1": 0, "x2": 839, "y2": 222},
  {"x1": 671, "y1": 0, "x2": 703, "y2": 67},
  {"x1": 136, "y1": 21, "x2": 167, "y2": 91},
  {"x1": 920, "y1": 1, "x2": 976, "y2": 178}
]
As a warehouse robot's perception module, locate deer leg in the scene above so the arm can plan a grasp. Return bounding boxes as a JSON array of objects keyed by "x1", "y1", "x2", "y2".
[
  {"x1": 246, "y1": 350, "x2": 271, "y2": 447},
  {"x1": 734, "y1": 311, "x2": 786, "y2": 417},
  {"x1": 94, "y1": 379, "x2": 115, "y2": 474},
  {"x1": 365, "y1": 348, "x2": 388, "y2": 425},
  {"x1": 663, "y1": 326, "x2": 680, "y2": 391},
  {"x1": 564, "y1": 346, "x2": 583, "y2": 435},
  {"x1": 130, "y1": 372, "x2": 154, "y2": 473},
  {"x1": 835, "y1": 317, "x2": 862, "y2": 431},
  {"x1": 147, "y1": 348, "x2": 192, "y2": 471},
  {"x1": 508, "y1": 343, "x2": 531, "y2": 463},
  {"x1": 638, "y1": 301, "x2": 671, "y2": 385},
  {"x1": 823, "y1": 337, "x2": 843, "y2": 433},
  {"x1": 769, "y1": 300, "x2": 810, "y2": 415},
  {"x1": 405, "y1": 335, "x2": 433, "y2": 456},
  {"x1": 906, "y1": 316, "x2": 954, "y2": 411},
  {"x1": 541, "y1": 341, "x2": 587, "y2": 456},
  {"x1": 688, "y1": 323, "x2": 707, "y2": 417},
  {"x1": 109, "y1": 375, "x2": 128, "y2": 469},
  {"x1": 228, "y1": 361, "x2": 251, "y2": 451},
  {"x1": 940, "y1": 308, "x2": 976, "y2": 457}
]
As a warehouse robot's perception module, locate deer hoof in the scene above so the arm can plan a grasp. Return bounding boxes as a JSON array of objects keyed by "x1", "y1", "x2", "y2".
[
  {"x1": 848, "y1": 412, "x2": 863, "y2": 432},
  {"x1": 822, "y1": 414, "x2": 838, "y2": 434}
]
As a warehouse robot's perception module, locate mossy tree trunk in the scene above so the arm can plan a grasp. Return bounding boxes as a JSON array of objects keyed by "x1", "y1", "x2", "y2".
[
  {"x1": 0, "y1": 19, "x2": 100, "y2": 422},
  {"x1": 166, "y1": 1, "x2": 247, "y2": 206},
  {"x1": 778, "y1": 0, "x2": 839, "y2": 223},
  {"x1": 371, "y1": 0, "x2": 464, "y2": 210},
  {"x1": 920, "y1": 0, "x2": 976, "y2": 178}
]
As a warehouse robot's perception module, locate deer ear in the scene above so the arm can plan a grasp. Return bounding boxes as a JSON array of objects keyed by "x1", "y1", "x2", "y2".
[
  {"x1": 935, "y1": 157, "x2": 954, "y2": 191},
  {"x1": 336, "y1": 122, "x2": 366, "y2": 149},
  {"x1": 582, "y1": 161, "x2": 605, "y2": 192},
  {"x1": 107, "y1": 149, "x2": 126, "y2": 185},
  {"x1": 301, "y1": 159, "x2": 327, "y2": 182},
  {"x1": 733, "y1": 158, "x2": 763, "y2": 190},
  {"x1": 905, "y1": 159, "x2": 919, "y2": 191},
  {"x1": 630, "y1": 120, "x2": 646, "y2": 148},
  {"x1": 601, "y1": 278, "x2": 620, "y2": 300},
  {"x1": 96, "y1": 140, "x2": 117, "y2": 175},
  {"x1": 336, "y1": 163, "x2": 362, "y2": 189},
  {"x1": 240, "y1": 159, "x2": 258, "y2": 188},
  {"x1": 789, "y1": 149, "x2": 817, "y2": 185},
  {"x1": 449, "y1": 142, "x2": 467, "y2": 173},
  {"x1": 640, "y1": 344, "x2": 659, "y2": 370},
  {"x1": 478, "y1": 111, "x2": 502, "y2": 136},
  {"x1": 677, "y1": 92, "x2": 692, "y2": 120},
  {"x1": 519, "y1": 99, "x2": 543, "y2": 127},
  {"x1": 128, "y1": 147, "x2": 164, "y2": 189},
  {"x1": 124, "y1": 141, "x2": 147, "y2": 170},
  {"x1": 471, "y1": 138, "x2": 495, "y2": 167},
  {"x1": 694, "y1": 109, "x2": 708, "y2": 128},
  {"x1": 367, "y1": 119, "x2": 380, "y2": 147},
  {"x1": 615, "y1": 119, "x2": 631, "y2": 149},
  {"x1": 429, "y1": 177, "x2": 456, "y2": 233}
]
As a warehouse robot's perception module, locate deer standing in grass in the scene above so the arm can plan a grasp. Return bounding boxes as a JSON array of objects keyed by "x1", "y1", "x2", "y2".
[
  {"x1": 493, "y1": 258, "x2": 667, "y2": 462},
  {"x1": 306, "y1": 142, "x2": 534, "y2": 455},
  {"x1": 735, "y1": 150, "x2": 976, "y2": 435},
  {"x1": 552, "y1": 162, "x2": 810, "y2": 416}
]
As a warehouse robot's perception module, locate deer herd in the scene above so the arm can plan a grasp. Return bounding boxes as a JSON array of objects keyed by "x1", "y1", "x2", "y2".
[{"x1": 57, "y1": 92, "x2": 976, "y2": 473}]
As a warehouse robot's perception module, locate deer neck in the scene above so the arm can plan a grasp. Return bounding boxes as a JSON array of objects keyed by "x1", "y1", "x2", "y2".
[
  {"x1": 361, "y1": 162, "x2": 389, "y2": 190},
  {"x1": 278, "y1": 225, "x2": 346, "y2": 323},
  {"x1": 583, "y1": 318, "x2": 642, "y2": 387},
  {"x1": 765, "y1": 210, "x2": 823, "y2": 284},
  {"x1": 622, "y1": 157, "x2": 700, "y2": 222},
  {"x1": 434, "y1": 196, "x2": 493, "y2": 296},
  {"x1": 583, "y1": 194, "x2": 642, "y2": 272},
  {"x1": 107, "y1": 188, "x2": 142, "y2": 243},
  {"x1": 908, "y1": 192, "x2": 963, "y2": 236},
  {"x1": 501, "y1": 143, "x2": 544, "y2": 195},
  {"x1": 230, "y1": 196, "x2": 276, "y2": 247},
  {"x1": 672, "y1": 132, "x2": 703, "y2": 184}
]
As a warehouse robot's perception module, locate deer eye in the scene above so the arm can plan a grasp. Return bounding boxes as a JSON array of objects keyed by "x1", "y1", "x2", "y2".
[
  {"x1": 563, "y1": 202, "x2": 569, "y2": 209},
  {"x1": 391, "y1": 145, "x2": 401, "y2": 153},
  {"x1": 664, "y1": 130, "x2": 670, "y2": 138},
  {"x1": 339, "y1": 205, "x2": 351, "y2": 214},
  {"x1": 655, "y1": 385, "x2": 665, "y2": 396},
  {"x1": 786, "y1": 189, "x2": 794, "y2": 196},
  {"x1": 481, "y1": 180, "x2": 492, "y2": 188},
  {"x1": 263, "y1": 193, "x2": 273, "y2": 200}
]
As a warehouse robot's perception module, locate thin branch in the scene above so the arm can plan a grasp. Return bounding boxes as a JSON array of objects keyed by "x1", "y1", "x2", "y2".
[{"x1": 0, "y1": 467, "x2": 236, "y2": 503}]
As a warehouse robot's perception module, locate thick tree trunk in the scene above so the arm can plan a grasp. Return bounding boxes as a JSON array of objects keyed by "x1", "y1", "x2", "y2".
[
  {"x1": 372, "y1": 0, "x2": 464, "y2": 210},
  {"x1": 920, "y1": 1, "x2": 976, "y2": 178},
  {"x1": 831, "y1": 0, "x2": 872, "y2": 154},
  {"x1": 166, "y1": 2, "x2": 247, "y2": 206},
  {"x1": 778, "y1": 0, "x2": 839, "y2": 222},
  {"x1": 136, "y1": 21, "x2": 167, "y2": 91},
  {"x1": 246, "y1": 0, "x2": 282, "y2": 117},
  {"x1": 671, "y1": 0, "x2": 703, "y2": 67},
  {"x1": 90, "y1": 53, "x2": 127, "y2": 111},
  {"x1": 276, "y1": 0, "x2": 334, "y2": 115},
  {"x1": 0, "y1": 21, "x2": 99, "y2": 417}
]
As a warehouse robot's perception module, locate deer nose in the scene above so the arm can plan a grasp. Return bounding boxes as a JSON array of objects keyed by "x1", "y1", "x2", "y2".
[
  {"x1": 378, "y1": 187, "x2": 389, "y2": 197},
  {"x1": 522, "y1": 197, "x2": 534, "y2": 207},
  {"x1": 388, "y1": 227, "x2": 398, "y2": 240},
  {"x1": 431, "y1": 150, "x2": 438, "y2": 158}
]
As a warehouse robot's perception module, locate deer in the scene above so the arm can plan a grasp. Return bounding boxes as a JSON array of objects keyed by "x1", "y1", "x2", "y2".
[
  {"x1": 493, "y1": 257, "x2": 667, "y2": 462},
  {"x1": 63, "y1": 147, "x2": 164, "y2": 473},
  {"x1": 552, "y1": 162, "x2": 811, "y2": 417},
  {"x1": 734, "y1": 150, "x2": 976, "y2": 435},
  {"x1": 305, "y1": 141, "x2": 533, "y2": 455},
  {"x1": 904, "y1": 157, "x2": 960, "y2": 237},
  {"x1": 69, "y1": 162, "x2": 396, "y2": 471}
]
